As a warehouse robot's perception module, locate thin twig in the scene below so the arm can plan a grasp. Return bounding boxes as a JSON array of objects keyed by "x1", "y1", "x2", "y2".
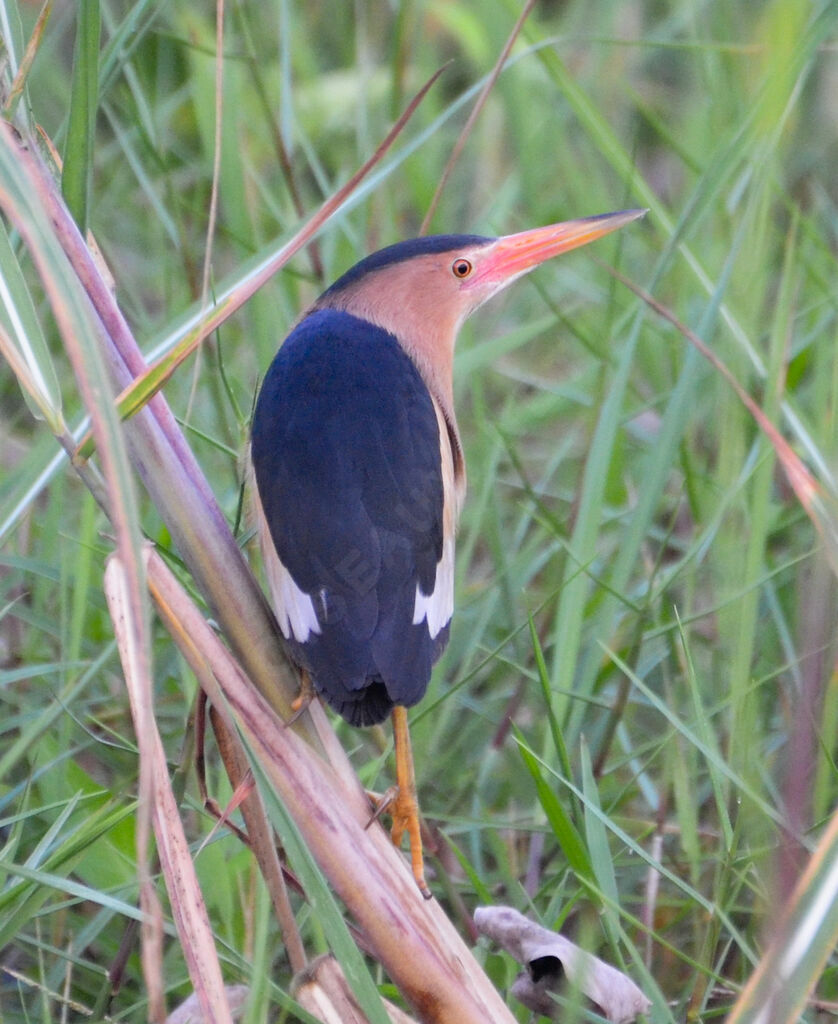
[
  {"x1": 79, "y1": 61, "x2": 452, "y2": 442},
  {"x1": 201, "y1": 0, "x2": 225, "y2": 312},
  {"x1": 210, "y1": 705, "x2": 309, "y2": 975},
  {"x1": 185, "y1": 0, "x2": 227, "y2": 422},
  {"x1": 235, "y1": 5, "x2": 323, "y2": 281},
  {"x1": 606, "y1": 262, "x2": 822, "y2": 516},
  {"x1": 420, "y1": 0, "x2": 536, "y2": 235},
  {"x1": 3, "y1": 0, "x2": 52, "y2": 119}
]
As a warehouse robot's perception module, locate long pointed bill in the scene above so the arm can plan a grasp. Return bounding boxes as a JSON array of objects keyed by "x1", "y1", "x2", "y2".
[{"x1": 466, "y1": 208, "x2": 646, "y2": 292}]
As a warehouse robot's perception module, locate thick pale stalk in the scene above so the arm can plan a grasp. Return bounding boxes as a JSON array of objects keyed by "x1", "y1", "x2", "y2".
[
  {"x1": 146, "y1": 549, "x2": 517, "y2": 1024},
  {"x1": 0, "y1": 123, "x2": 331, "y2": 757},
  {"x1": 294, "y1": 956, "x2": 420, "y2": 1024},
  {"x1": 106, "y1": 556, "x2": 233, "y2": 1024}
]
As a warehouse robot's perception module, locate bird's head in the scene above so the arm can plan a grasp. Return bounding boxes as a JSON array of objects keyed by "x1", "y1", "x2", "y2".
[{"x1": 313, "y1": 208, "x2": 645, "y2": 415}]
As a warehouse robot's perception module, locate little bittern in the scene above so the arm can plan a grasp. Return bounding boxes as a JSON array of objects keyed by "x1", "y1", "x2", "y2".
[{"x1": 250, "y1": 208, "x2": 644, "y2": 896}]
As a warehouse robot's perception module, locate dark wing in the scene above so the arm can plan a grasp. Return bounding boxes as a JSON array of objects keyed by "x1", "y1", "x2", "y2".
[{"x1": 250, "y1": 309, "x2": 450, "y2": 725}]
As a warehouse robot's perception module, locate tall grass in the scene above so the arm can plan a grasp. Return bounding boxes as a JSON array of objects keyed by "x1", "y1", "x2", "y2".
[{"x1": 2, "y1": 1, "x2": 838, "y2": 1021}]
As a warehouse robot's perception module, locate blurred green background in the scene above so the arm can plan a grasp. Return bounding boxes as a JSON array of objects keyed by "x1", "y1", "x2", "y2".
[{"x1": 2, "y1": 0, "x2": 838, "y2": 1020}]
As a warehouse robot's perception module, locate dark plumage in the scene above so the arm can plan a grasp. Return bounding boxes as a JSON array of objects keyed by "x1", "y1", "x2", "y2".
[{"x1": 251, "y1": 308, "x2": 448, "y2": 725}]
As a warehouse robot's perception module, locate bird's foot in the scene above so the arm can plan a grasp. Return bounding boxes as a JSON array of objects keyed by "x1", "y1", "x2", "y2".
[
  {"x1": 363, "y1": 785, "x2": 430, "y2": 899},
  {"x1": 284, "y1": 670, "x2": 315, "y2": 726},
  {"x1": 389, "y1": 784, "x2": 431, "y2": 899}
]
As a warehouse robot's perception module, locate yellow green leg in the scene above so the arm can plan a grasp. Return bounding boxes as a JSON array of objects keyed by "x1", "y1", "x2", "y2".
[{"x1": 389, "y1": 705, "x2": 431, "y2": 899}]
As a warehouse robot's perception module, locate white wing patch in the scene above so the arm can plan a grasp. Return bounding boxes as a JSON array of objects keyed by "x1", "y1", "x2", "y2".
[
  {"x1": 412, "y1": 536, "x2": 454, "y2": 638},
  {"x1": 412, "y1": 395, "x2": 464, "y2": 640},
  {"x1": 249, "y1": 456, "x2": 321, "y2": 644},
  {"x1": 272, "y1": 558, "x2": 322, "y2": 642}
]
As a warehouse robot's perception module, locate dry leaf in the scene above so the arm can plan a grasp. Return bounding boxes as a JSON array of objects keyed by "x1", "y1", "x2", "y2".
[
  {"x1": 293, "y1": 955, "x2": 419, "y2": 1024},
  {"x1": 474, "y1": 906, "x2": 651, "y2": 1023}
]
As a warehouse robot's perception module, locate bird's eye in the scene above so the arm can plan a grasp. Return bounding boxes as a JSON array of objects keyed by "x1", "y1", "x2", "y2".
[{"x1": 452, "y1": 258, "x2": 473, "y2": 278}]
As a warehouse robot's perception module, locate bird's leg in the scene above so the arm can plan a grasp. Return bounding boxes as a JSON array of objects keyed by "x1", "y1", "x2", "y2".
[
  {"x1": 285, "y1": 668, "x2": 315, "y2": 726},
  {"x1": 389, "y1": 705, "x2": 431, "y2": 899}
]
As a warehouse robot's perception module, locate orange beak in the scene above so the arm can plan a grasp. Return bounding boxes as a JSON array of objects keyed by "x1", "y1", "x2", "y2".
[{"x1": 467, "y1": 208, "x2": 646, "y2": 290}]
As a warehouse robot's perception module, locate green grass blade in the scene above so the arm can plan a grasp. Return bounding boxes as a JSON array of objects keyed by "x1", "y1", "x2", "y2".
[
  {"x1": 0, "y1": 216, "x2": 62, "y2": 424},
  {"x1": 726, "y1": 806, "x2": 838, "y2": 1024},
  {"x1": 515, "y1": 728, "x2": 594, "y2": 887},
  {"x1": 579, "y1": 740, "x2": 620, "y2": 927},
  {"x1": 61, "y1": 0, "x2": 100, "y2": 230}
]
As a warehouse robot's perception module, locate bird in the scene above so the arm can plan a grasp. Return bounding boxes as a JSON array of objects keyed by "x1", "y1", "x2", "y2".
[{"x1": 250, "y1": 208, "x2": 644, "y2": 897}]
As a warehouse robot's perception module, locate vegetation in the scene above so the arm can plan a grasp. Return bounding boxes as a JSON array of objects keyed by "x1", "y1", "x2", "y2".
[{"x1": 2, "y1": 0, "x2": 838, "y2": 1020}]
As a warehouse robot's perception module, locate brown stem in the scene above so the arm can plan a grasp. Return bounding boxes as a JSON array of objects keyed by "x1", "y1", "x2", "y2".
[
  {"x1": 209, "y1": 704, "x2": 309, "y2": 975},
  {"x1": 145, "y1": 546, "x2": 517, "y2": 1023}
]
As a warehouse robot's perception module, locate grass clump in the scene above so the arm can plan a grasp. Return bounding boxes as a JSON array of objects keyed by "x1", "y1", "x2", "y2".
[{"x1": 2, "y1": 1, "x2": 838, "y2": 1021}]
